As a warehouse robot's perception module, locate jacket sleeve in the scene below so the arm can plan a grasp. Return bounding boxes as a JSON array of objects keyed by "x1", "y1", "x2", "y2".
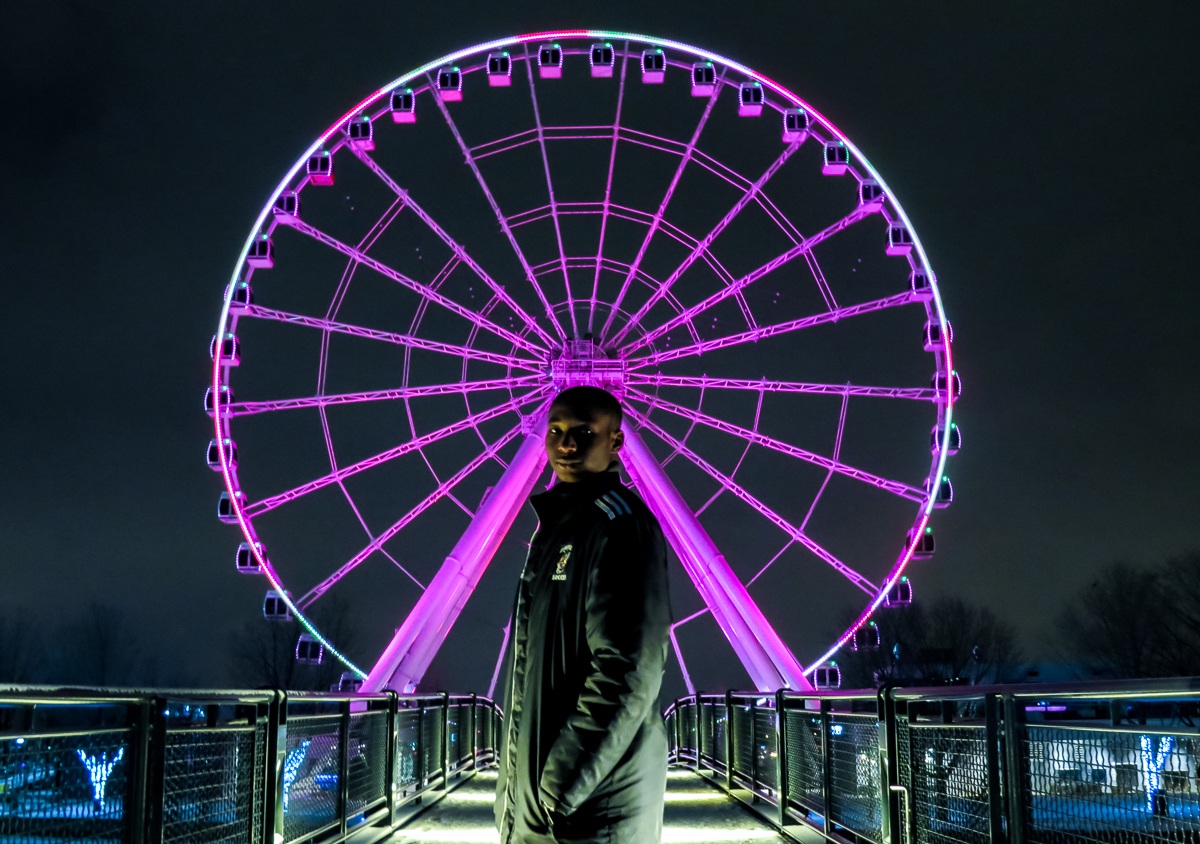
[{"x1": 538, "y1": 513, "x2": 671, "y2": 814}]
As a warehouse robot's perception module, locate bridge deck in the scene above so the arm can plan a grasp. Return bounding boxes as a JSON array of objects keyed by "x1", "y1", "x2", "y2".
[{"x1": 387, "y1": 768, "x2": 785, "y2": 843}]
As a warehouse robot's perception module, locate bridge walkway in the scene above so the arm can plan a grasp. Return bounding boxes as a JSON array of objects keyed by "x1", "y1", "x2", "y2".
[{"x1": 387, "y1": 768, "x2": 786, "y2": 843}]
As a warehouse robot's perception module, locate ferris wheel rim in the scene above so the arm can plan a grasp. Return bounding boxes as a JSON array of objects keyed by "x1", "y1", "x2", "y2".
[{"x1": 210, "y1": 29, "x2": 956, "y2": 685}]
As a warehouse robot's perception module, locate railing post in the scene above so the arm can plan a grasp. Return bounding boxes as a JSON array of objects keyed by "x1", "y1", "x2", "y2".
[
  {"x1": 725, "y1": 690, "x2": 734, "y2": 791},
  {"x1": 415, "y1": 702, "x2": 426, "y2": 790},
  {"x1": 385, "y1": 691, "x2": 398, "y2": 828},
  {"x1": 441, "y1": 692, "x2": 451, "y2": 790},
  {"x1": 694, "y1": 694, "x2": 702, "y2": 773},
  {"x1": 674, "y1": 698, "x2": 683, "y2": 762},
  {"x1": 470, "y1": 693, "x2": 478, "y2": 770},
  {"x1": 131, "y1": 696, "x2": 165, "y2": 844},
  {"x1": 748, "y1": 695, "x2": 758, "y2": 802},
  {"x1": 775, "y1": 689, "x2": 789, "y2": 828},
  {"x1": 264, "y1": 691, "x2": 287, "y2": 844},
  {"x1": 984, "y1": 694, "x2": 1006, "y2": 844},
  {"x1": 1003, "y1": 694, "x2": 1028, "y2": 844},
  {"x1": 338, "y1": 700, "x2": 351, "y2": 836},
  {"x1": 820, "y1": 698, "x2": 832, "y2": 831},
  {"x1": 878, "y1": 686, "x2": 901, "y2": 844}
]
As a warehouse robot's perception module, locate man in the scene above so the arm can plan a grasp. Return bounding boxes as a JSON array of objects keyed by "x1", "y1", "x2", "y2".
[{"x1": 496, "y1": 385, "x2": 672, "y2": 843}]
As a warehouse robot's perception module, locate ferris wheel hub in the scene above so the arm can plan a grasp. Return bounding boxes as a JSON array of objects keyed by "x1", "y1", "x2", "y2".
[{"x1": 548, "y1": 338, "x2": 627, "y2": 389}]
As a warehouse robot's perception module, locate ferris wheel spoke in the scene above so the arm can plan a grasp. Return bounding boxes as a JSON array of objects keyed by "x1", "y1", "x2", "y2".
[
  {"x1": 280, "y1": 217, "x2": 545, "y2": 356},
  {"x1": 243, "y1": 304, "x2": 541, "y2": 371},
  {"x1": 629, "y1": 407, "x2": 877, "y2": 595},
  {"x1": 627, "y1": 373, "x2": 938, "y2": 402},
  {"x1": 625, "y1": 388, "x2": 925, "y2": 503},
  {"x1": 621, "y1": 205, "x2": 877, "y2": 356},
  {"x1": 344, "y1": 145, "x2": 557, "y2": 349},
  {"x1": 608, "y1": 140, "x2": 802, "y2": 348},
  {"x1": 243, "y1": 386, "x2": 550, "y2": 517},
  {"x1": 225, "y1": 374, "x2": 542, "y2": 417},
  {"x1": 428, "y1": 73, "x2": 568, "y2": 343},
  {"x1": 524, "y1": 44, "x2": 578, "y2": 338},
  {"x1": 296, "y1": 421, "x2": 527, "y2": 609},
  {"x1": 626, "y1": 290, "x2": 915, "y2": 369},
  {"x1": 588, "y1": 42, "x2": 630, "y2": 335},
  {"x1": 599, "y1": 70, "x2": 725, "y2": 343}
]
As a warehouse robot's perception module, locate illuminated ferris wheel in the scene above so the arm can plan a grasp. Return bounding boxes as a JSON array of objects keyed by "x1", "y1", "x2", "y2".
[{"x1": 207, "y1": 30, "x2": 958, "y2": 693}]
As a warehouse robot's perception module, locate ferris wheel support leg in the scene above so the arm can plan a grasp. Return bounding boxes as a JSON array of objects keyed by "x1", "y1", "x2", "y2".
[
  {"x1": 363, "y1": 421, "x2": 548, "y2": 693},
  {"x1": 621, "y1": 428, "x2": 814, "y2": 692}
]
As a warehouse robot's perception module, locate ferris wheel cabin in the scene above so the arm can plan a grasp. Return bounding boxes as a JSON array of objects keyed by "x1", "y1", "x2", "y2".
[
  {"x1": 487, "y1": 52, "x2": 512, "y2": 86},
  {"x1": 924, "y1": 319, "x2": 952, "y2": 351},
  {"x1": 334, "y1": 672, "x2": 363, "y2": 693},
  {"x1": 823, "y1": 140, "x2": 849, "y2": 175},
  {"x1": 262, "y1": 591, "x2": 291, "y2": 622},
  {"x1": 206, "y1": 438, "x2": 237, "y2": 471},
  {"x1": 346, "y1": 115, "x2": 373, "y2": 151},
  {"x1": 782, "y1": 108, "x2": 810, "y2": 142},
  {"x1": 203, "y1": 385, "x2": 233, "y2": 417},
  {"x1": 537, "y1": 44, "x2": 562, "y2": 79},
  {"x1": 273, "y1": 190, "x2": 300, "y2": 223},
  {"x1": 859, "y1": 179, "x2": 884, "y2": 211},
  {"x1": 814, "y1": 664, "x2": 841, "y2": 690},
  {"x1": 246, "y1": 234, "x2": 274, "y2": 269},
  {"x1": 931, "y1": 423, "x2": 961, "y2": 455},
  {"x1": 306, "y1": 151, "x2": 334, "y2": 185},
  {"x1": 295, "y1": 634, "x2": 323, "y2": 665},
  {"x1": 738, "y1": 82, "x2": 764, "y2": 116},
  {"x1": 910, "y1": 269, "x2": 933, "y2": 300},
  {"x1": 925, "y1": 475, "x2": 954, "y2": 508},
  {"x1": 691, "y1": 62, "x2": 716, "y2": 96},
  {"x1": 885, "y1": 577, "x2": 914, "y2": 606},
  {"x1": 436, "y1": 67, "x2": 462, "y2": 102},
  {"x1": 887, "y1": 224, "x2": 914, "y2": 256},
  {"x1": 390, "y1": 88, "x2": 416, "y2": 123},
  {"x1": 906, "y1": 526, "x2": 936, "y2": 560},
  {"x1": 235, "y1": 542, "x2": 264, "y2": 575},
  {"x1": 217, "y1": 490, "x2": 246, "y2": 524},
  {"x1": 641, "y1": 49, "x2": 666, "y2": 83},
  {"x1": 589, "y1": 43, "x2": 614, "y2": 77}
]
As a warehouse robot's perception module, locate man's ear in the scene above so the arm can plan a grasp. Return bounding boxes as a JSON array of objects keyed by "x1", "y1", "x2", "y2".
[{"x1": 611, "y1": 428, "x2": 625, "y2": 452}]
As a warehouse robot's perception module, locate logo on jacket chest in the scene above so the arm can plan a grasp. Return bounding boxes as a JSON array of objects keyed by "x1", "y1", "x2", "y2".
[{"x1": 551, "y1": 544, "x2": 572, "y2": 581}]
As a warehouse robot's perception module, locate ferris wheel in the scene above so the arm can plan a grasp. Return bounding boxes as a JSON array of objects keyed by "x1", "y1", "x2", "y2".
[{"x1": 207, "y1": 30, "x2": 958, "y2": 694}]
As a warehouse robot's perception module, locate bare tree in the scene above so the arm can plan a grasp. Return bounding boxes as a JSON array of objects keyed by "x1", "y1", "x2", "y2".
[
  {"x1": 227, "y1": 595, "x2": 362, "y2": 690},
  {"x1": 48, "y1": 603, "x2": 141, "y2": 686},
  {"x1": 836, "y1": 597, "x2": 1022, "y2": 688},
  {"x1": 0, "y1": 607, "x2": 44, "y2": 683},
  {"x1": 1149, "y1": 552, "x2": 1200, "y2": 676},
  {"x1": 1054, "y1": 561, "x2": 1172, "y2": 679}
]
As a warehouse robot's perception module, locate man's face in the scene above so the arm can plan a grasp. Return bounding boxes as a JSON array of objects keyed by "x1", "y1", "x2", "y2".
[{"x1": 545, "y1": 402, "x2": 624, "y2": 483}]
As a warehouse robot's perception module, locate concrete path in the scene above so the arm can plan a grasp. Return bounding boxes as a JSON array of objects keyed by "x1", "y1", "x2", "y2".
[{"x1": 387, "y1": 768, "x2": 786, "y2": 843}]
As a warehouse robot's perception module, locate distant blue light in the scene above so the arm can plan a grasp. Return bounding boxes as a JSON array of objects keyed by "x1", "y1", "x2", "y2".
[
  {"x1": 77, "y1": 748, "x2": 125, "y2": 807},
  {"x1": 282, "y1": 740, "x2": 312, "y2": 813},
  {"x1": 830, "y1": 725, "x2": 844, "y2": 736}
]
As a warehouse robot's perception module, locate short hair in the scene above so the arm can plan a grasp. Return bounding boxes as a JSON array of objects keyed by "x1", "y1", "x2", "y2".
[{"x1": 552, "y1": 386, "x2": 623, "y2": 429}]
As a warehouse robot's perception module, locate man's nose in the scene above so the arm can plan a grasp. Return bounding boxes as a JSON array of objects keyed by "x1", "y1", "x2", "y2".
[{"x1": 559, "y1": 433, "x2": 578, "y2": 453}]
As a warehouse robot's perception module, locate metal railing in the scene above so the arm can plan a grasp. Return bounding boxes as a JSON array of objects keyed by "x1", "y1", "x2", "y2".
[
  {"x1": 665, "y1": 678, "x2": 1200, "y2": 844},
  {"x1": 0, "y1": 686, "x2": 501, "y2": 844}
]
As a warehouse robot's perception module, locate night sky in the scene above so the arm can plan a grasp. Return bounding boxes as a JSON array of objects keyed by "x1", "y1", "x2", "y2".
[{"x1": 3, "y1": 2, "x2": 1198, "y2": 694}]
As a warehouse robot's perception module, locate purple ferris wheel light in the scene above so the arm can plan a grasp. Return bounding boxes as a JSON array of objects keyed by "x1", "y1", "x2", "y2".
[{"x1": 209, "y1": 31, "x2": 957, "y2": 690}]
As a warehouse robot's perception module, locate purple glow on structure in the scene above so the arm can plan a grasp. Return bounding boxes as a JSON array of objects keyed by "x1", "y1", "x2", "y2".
[
  {"x1": 364, "y1": 418, "x2": 550, "y2": 693},
  {"x1": 622, "y1": 428, "x2": 813, "y2": 691},
  {"x1": 211, "y1": 30, "x2": 956, "y2": 684}
]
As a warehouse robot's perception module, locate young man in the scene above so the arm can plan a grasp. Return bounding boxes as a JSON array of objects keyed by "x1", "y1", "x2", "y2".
[{"x1": 496, "y1": 386, "x2": 672, "y2": 844}]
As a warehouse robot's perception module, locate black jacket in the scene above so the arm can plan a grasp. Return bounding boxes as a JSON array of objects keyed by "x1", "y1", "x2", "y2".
[{"x1": 495, "y1": 467, "x2": 671, "y2": 843}]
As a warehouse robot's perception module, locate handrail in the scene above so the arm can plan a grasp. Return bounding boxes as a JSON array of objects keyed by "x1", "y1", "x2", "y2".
[
  {"x1": 667, "y1": 678, "x2": 1200, "y2": 844},
  {"x1": 0, "y1": 684, "x2": 504, "y2": 844}
]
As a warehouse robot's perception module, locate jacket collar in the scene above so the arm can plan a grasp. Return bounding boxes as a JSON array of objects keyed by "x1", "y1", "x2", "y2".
[{"x1": 530, "y1": 462, "x2": 624, "y2": 524}]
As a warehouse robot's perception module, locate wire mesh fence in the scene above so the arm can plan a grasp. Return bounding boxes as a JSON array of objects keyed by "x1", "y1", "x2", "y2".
[
  {"x1": 162, "y1": 725, "x2": 262, "y2": 844},
  {"x1": 394, "y1": 706, "x2": 420, "y2": 793},
  {"x1": 282, "y1": 715, "x2": 341, "y2": 844},
  {"x1": 829, "y1": 713, "x2": 883, "y2": 843},
  {"x1": 0, "y1": 727, "x2": 132, "y2": 844},
  {"x1": 346, "y1": 711, "x2": 387, "y2": 819},
  {"x1": 1024, "y1": 725, "x2": 1200, "y2": 844},
  {"x1": 904, "y1": 724, "x2": 990, "y2": 844},
  {"x1": 0, "y1": 688, "x2": 503, "y2": 844},
  {"x1": 668, "y1": 682, "x2": 1200, "y2": 844}
]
